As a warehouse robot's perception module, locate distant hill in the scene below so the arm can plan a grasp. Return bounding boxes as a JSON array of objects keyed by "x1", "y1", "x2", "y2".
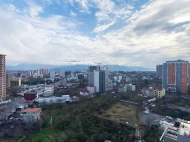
[
  {"x1": 6, "y1": 64, "x2": 151, "y2": 71},
  {"x1": 52, "y1": 65, "x2": 151, "y2": 71},
  {"x1": 6, "y1": 64, "x2": 60, "y2": 70}
]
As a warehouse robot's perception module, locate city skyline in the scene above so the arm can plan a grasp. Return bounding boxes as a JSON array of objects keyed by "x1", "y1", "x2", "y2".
[{"x1": 0, "y1": 0, "x2": 190, "y2": 68}]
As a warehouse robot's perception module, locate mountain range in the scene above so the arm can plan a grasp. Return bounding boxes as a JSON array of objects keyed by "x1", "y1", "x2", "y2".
[{"x1": 6, "y1": 64, "x2": 153, "y2": 71}]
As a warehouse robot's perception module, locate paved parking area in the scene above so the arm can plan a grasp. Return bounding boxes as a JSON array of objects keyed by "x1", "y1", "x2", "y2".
[{"x1": 140, "y1": 112, "x2": 165, "y2": 126}]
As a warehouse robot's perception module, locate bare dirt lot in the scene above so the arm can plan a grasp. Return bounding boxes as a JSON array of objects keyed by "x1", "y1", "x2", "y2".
[{"x1": 96, "y1": 102, "x2": 140, "y2": 128}]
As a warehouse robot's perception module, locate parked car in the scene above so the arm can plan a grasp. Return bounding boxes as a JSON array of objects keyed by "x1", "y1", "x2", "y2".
[{"x1": 144, "y1": 111, "x2": 149, "y2": 114}]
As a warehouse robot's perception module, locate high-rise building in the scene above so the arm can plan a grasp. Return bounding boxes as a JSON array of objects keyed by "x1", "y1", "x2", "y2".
[
  {"x1": 156, "y1": 65, "x2": 162, "y2": 79},
  {"x1": 6, "y1": 73, "x2": 13, "y2": 88},
  {"x1": 50, "y1": 71, "x2": 56, "y2": 78},
  {"x1": 59, "y1": 71, "x2": 65, "y2": 78},
  {"x1": 88, "y1": 66, "x2": 105, "y2": 93},
  {"x1": 162, "y1": 60, "x2": 190, "y2": 94},
  {"x1": 40, "y1": 68, "x2": 49, "y2": 75},
  {"x1": 28, "y1": 70, "x2": 33, "y2": 77},
  {"x1": 0, "y1": 54, "x2": 6, "y2": 102},
  {"x1": 100, "y1": 65, "x2": 109, "y2": 88},
  {"x1": 88, "y1": 66, "x2": 100, "y2": 86},
  {"x1": 99, "y1": 71, "x2": 105, "y2": 94}
]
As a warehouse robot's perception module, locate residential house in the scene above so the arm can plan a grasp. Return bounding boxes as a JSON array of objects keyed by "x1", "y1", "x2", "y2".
[
  {"x1": 21, "y1": 108, "x2": 41, "y2": 123},
  {"x1": 141, "y1": 87, "x2": 153, "y2": 97},
  {"x1": 80, "y1": 89, "x2": 89, "y2": 96}
]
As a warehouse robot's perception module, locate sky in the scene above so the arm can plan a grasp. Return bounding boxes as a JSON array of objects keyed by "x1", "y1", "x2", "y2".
[{"x1": 0, "y1": 0, "x2": 190, "y2": 68}]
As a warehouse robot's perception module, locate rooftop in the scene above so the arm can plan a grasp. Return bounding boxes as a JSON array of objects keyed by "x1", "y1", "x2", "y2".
[
  {"x1": 154, "y1": 87, "x2": 164, "y2": 91},
  {"x1": 164, "y1": 119, "x2": 190, "y2": 141},
  {"x1": 21, "y1": 108, "x2": 41, "y2": 113}
]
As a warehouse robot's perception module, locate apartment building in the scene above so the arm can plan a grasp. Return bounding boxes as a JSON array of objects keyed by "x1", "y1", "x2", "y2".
[
  {"x1": 156, "y1": 64, "x2": 163, "y2": 79},
  {"x1": 153, "y1": 87, "x2": 165, "y2": 98},
  {"x1": 162, "y1": 60, "x2": 190, "y2": 94},
  {"x1": 0, "y1": 54, "x2": 6, "y2": 102}
]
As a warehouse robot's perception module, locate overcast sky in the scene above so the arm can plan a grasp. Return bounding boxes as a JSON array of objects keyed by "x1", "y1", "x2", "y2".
[{"x1": 0, "y1": 0, "x2": 190, "y2": 68}]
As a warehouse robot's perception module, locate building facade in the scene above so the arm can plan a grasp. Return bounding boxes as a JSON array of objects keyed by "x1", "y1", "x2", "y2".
[
  {"x1": 156, "y1": 65, "x2": 163, "y2": 79},
  {"x1": 0, "y1": 54, "x2": 6, "y2": 102},
  {"x1": 11, "y1": 78, "x2": 21, "y2": 87},
  {"x1": 100, "y1": 65, "x2": 109, "y2": 88},
  {"x1": 88, "y1": 66, "x2": 100, "y2": 86},
  {"x1": 99, "y1": 71, "x2": 105, "y2": 94},
  {"x1": 21, "y1": 108, "x2": 41, "y2": 123},
  {"x1": 6, "y1": 73, "x2": 13, "y2": 88},
  {"x1": 50, "y1": 71, "x2": 56, "y2": 78},
  {"x1": 24, "y1": 92, "x2": 38, "y2": 101},
  {"x1": 162, "y1": 60, "x2": 190, "y2": 94},
  {"x1": 28, "y1": 70, "x2": 33, "y2": 77},
  {"x1": 88, "y1": 66, "x2": 105, "y2": 93},
  {"x1": 153, "y1": 87, "x2": 165, "y2": 98},
  {"x1": 59, "y1": 71, "x2": 65, "y2": 78},
  {"x1": 39, "y1": 68, "x2": 49, "y2": 75}
]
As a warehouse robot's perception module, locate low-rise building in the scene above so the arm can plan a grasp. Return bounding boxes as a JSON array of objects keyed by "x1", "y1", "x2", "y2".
[
  {"x1": 44, "y1": 85, "x2": 54, "y2": 97},
  {"x1": 80, "y1": 89, "x2": 89, "y2": 96},
  {"x1": 118, "y1": 86, "x2": 124, "y2": 92},
  {"x1": 161, "y1": 118, "x2": 190, "y2": 142},
  {"x1": 141, "y1": 87, "x2": 153, "y2": 97},
  {"x1": 87, "y1": 86, "x2": 95, "y2": 95},
  {"x1": 36, "y1": 95, "x2": 71, "y2": 104},
  {"x1": 21, "y1": 108, "x2": 41, "y2": 123},
  {"x1": 153, "y1": 87, "x2": 165, "y2": 98},
  {"x1": 11, "y1": 78, "x2": 21, "y2": 87},
  {"x1": 24, "y1": 92, "x2": 38, "y2": 101},
  {"x1": 127, "y1": 84, "x2": 136, "y2": 91}
]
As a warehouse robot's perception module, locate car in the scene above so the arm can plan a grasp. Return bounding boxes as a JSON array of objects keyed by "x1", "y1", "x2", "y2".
[
  {"x1": 166, "y1": 116, "x2": 173, "y2": 120},
  {"x1": 144, "y1": 111, "x2": 149, "y2": 114},
  {"x1": 9, "y1": 117, "x2": 14, "y2": 120}
]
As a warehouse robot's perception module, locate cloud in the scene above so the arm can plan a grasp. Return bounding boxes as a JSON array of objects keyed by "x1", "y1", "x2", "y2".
[
  {"x1": 0, "y1": 0, "x2": 190, "y2": 68},
  {"x1": 100, "y1": 0, "x2": 190, "y2": 67},
  {"x1": 93, "y1": 19, "x2": 116, "y2": 32},
  {"x1": 70, "y1": 10, "x2": 77, "y2": 16},
  {"x1": 93, "y1": 0, "x2": 133, "y2": 32}
]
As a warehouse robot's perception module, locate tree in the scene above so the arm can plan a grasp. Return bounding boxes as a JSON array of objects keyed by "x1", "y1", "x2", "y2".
[
  {"x1": 177, "y1": 90, "x2": 181, "y2": 96},
  {"x1": 11, "y1": 87, "x2": 18, "y2": 98},
  {"x1": 144, "y1": 79, "x2": 148, "y2": 86},
  {"x1": 168, "y1": 89, "x2": 171, "y2": 95},
  {"x1": 188, "y1": 86, "x2": 190, "y2": 95}
]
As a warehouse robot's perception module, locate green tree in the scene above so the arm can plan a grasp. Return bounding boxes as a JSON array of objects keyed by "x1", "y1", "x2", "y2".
[
  {"x1": 177, "y1": 90, "x2": 181, "y2": 96},
  {"x1": 144, "y1": 79, "x2": 148, "y2": 86},
  {"x1": 168, "y1": 89, "x2": 171, "y2": 95},
  {"x1": 188, "y1": 86, "x2": 190, "y2": 95}
]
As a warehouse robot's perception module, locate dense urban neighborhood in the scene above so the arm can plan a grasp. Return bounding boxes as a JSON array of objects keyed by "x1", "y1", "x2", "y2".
[{"x1": 1, "y1": 53, "x2": 190, "y2": 142}]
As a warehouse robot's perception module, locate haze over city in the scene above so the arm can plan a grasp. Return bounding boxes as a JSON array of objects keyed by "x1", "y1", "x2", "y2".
[{"x1": 0, "y1": 0, "x2": 190, "y2": 68}]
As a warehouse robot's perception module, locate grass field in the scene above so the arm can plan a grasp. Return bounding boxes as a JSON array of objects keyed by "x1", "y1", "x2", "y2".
[{"x1": 23, "y1": 128, "x2": 67, "y2": 142}]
